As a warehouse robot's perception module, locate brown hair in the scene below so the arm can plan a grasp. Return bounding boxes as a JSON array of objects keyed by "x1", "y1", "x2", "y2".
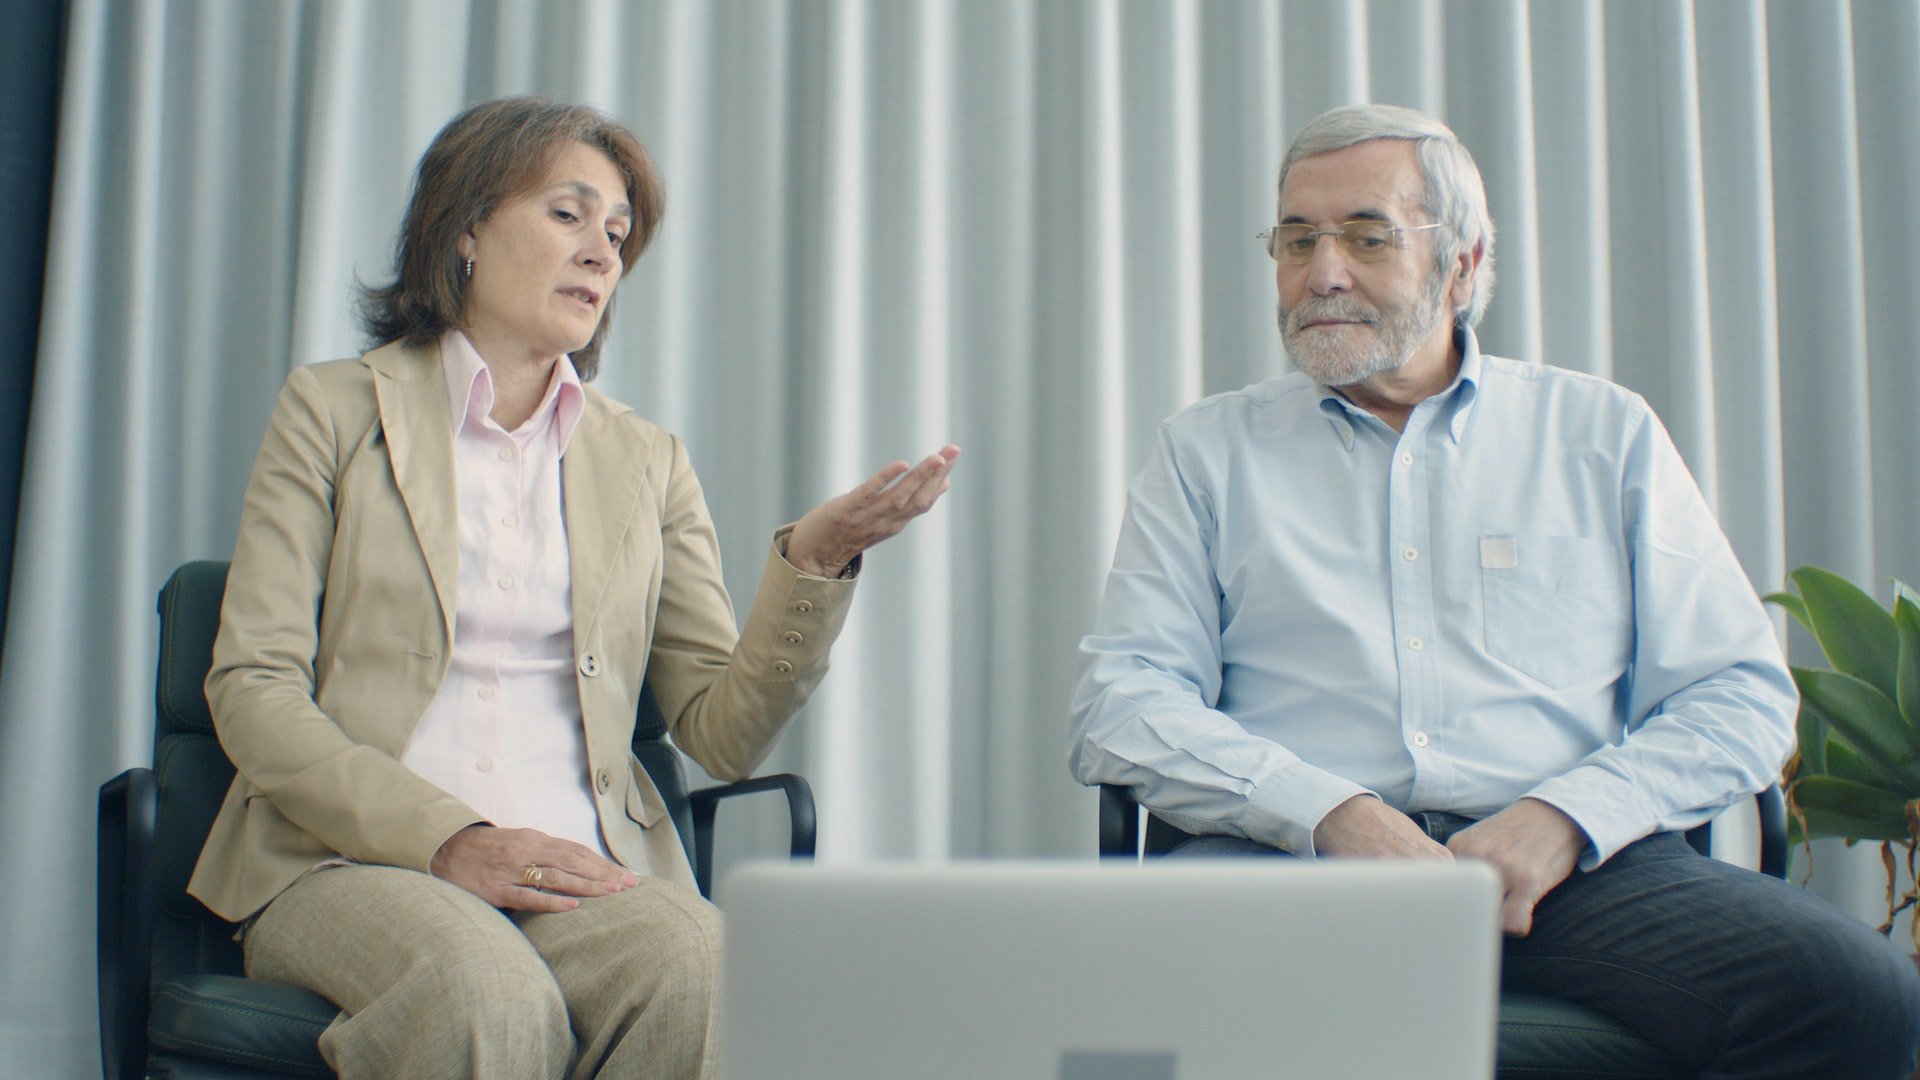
[{"x1": 357, "y1": 96, "x2": 665, "y2": 380}]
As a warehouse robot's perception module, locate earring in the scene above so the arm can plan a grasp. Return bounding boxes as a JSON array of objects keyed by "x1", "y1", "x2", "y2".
[{"x1": 464, "y1": 258, "x2": 474, "y2": 278}]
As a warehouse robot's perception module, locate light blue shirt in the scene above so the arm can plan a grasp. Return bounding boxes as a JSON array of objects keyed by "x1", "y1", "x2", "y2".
[{"x1": 1068, "y1": 329, "x2": 1796, "y2": 866}]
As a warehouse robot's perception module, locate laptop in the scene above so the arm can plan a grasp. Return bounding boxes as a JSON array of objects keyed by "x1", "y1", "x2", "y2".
[{"x1": 719, "y1": 860, "x2": 1502, "y2": 1080}]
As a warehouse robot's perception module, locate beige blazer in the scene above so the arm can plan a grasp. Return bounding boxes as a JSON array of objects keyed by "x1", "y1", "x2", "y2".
[{"x1": 188, "y1": 339, "x2": 854, "y2": 923}]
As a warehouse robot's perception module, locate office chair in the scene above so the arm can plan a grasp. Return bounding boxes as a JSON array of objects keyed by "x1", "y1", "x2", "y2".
[
  {"x1": 1098, "y1": 783, "x2": 1788, "y2": 1080},
  {"x1": 99, "y1": 560, "x2": 817, "y2": 1079}
]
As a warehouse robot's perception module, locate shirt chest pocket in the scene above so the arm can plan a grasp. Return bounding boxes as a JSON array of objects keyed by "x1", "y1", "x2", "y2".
[{"x1": 1480, "y1": 534, "x2": 1633, "y2": 690}]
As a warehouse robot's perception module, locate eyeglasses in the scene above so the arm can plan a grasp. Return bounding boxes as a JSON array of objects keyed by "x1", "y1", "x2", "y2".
[{"x1": 1257, "y1": 220, "x2": 1445, "y2": 264}]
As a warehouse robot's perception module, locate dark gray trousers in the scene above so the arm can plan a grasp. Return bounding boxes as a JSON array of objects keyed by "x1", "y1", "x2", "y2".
[{"x1": 1169, "y1": 818, "x2": 1920, "y2": 1079}]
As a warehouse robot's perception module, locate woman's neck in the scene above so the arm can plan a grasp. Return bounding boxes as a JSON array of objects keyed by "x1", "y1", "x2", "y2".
[{"x1": 464, "y1": 329, "x2": 559, "y2": 432}]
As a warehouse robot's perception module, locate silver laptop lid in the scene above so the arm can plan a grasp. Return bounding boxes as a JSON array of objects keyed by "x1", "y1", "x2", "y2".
[{"x1": 720, "y1": 860, "x2": 1501, "y2": 1080}]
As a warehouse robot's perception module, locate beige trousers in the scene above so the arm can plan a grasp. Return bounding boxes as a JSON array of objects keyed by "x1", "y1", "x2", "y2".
[{"x1": 244, "y1": 864, "x2": 722, "y2": 1080}]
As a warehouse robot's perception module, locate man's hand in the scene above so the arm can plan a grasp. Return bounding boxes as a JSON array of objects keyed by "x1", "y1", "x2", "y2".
[
  {"x1": 430, "y1": 824, "x2": 639, "y2": 913},
  {"x1": 1312, "y1": 794, "x2": 1453, "y2": 860},
  {"x1": 1446, "y1": 798, "x2": 1588, "y2": 936}
]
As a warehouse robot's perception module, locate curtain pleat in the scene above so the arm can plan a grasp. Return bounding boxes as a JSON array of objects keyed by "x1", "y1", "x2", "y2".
[{"x1": 7, "y1": 0, "x2": 1920, "y2": 1067}]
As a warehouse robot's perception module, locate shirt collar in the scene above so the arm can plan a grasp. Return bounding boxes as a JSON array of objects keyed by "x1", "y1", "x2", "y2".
[
  {"x1": 1313, "y1": 322, "x2": 1483, "y2": 451},
  {"x1": 439, "y1": 329, "x2": 587, "y2": 455}
]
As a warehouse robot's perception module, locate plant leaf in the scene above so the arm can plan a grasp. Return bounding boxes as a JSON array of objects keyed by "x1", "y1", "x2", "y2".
[
  {"x1": 1795, "y1": 669, "x2": 1920, "y2": 791},
  {"x1": 1791, "y1": 566, "x2": 1900, "y2": 700},
  {"x1": 1796, "y1": 705, "x2": 1829, "y2": 776},
  {"x1": 1825, "y1": 738, "x2": 1904, "y2": 792},
  {"x1": 1792, "y1": 776, "x2": 1913, "y2": 841},
  {"x1": 1895, "y1": 586, "x2": 1920, "y2": 734},
  {"x1": 1765, "y1": 590, "x2": 1813, "y2": 635}
]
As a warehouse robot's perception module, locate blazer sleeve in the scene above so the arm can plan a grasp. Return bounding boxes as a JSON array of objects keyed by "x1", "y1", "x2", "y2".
[
  {"x1": 204, "y1": 365, "x2": 484, "y2": 874},
  {"x1": 641, "y1": 434, "x2": 857, "y2": 781}
]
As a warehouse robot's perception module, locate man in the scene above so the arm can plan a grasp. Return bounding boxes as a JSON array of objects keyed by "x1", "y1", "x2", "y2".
[{"x1": 1068, "y1": 103, "x2": 1920, "y2": 1077}]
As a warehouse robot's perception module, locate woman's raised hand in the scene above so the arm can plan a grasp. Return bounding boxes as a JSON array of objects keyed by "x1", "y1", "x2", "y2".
[
  {"x1": 430, "y1": 823, "x2": 639, "y2": 913},
  {"x1": 785, "y1": 445, "x2": 960, "y2": 578}
]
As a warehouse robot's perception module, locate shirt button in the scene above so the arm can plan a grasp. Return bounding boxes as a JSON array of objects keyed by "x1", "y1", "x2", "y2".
[
  {"x1": 499, "y1": 447, "x2": 516, "y2": 461},
  {"x1": 579, "y1": 653, "x2": 601, "y2": 677},
  {"x1": 477, "y1": 686, "x2": 495, "y2": 700},
  {"x1": 1402, "y1": 546, "x2": 1419, "y2": 561},
  {"x1": 595, "y1": 767, "x2": 611, "y2": 793},
  {"x1": 499, "y1": 575, "x2": 516, "y2": 590},
  {"x1": 475, "y1": 757, "x2": 493, "y2": 772},
  {"x1": 1407, "y1": 637, "x2": 1424, "y2": 652},
  {"x1": 1412, "y1": 732, "x2": 1430, "y2": 748},
  {"x1": 783, "y1": 630, "x2": 804, "y2": 645},
  {"x1": 502, "y1": 514, "x2": 518, "y2": 528},
  {"x1": 771, "y1": 659, "x2": 794, "y2": 675},
  {"x1": 1399, "y1": 452, "x2": 1413, "y2": 466},
  {"x1": 792, "y1": 599, "x2": 814, "y2": 614}
]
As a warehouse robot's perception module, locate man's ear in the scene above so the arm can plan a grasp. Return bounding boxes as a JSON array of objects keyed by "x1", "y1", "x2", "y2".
[{"x1": 1448, "y1": 239, "x2": 1484, "y2": 311}]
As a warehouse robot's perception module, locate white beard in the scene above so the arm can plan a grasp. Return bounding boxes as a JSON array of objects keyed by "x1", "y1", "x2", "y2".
[{"x1": 1279, "y1": 273, "x2": 1450, "y2": 386}]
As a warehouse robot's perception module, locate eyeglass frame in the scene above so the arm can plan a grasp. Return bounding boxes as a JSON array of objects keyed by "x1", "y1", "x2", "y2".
[{"x1": 1256, "y1": 219, "x2": 1446, "y2": 264}]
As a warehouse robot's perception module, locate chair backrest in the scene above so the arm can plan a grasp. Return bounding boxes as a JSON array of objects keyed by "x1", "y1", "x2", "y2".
[
  {"x1": 632, "y1": 681, "x2": 698, "y2": 869},
  {"x1": 152, "y1": 561, "x2": 246, "y2": 984},
  {"x1": 152, "y1": 560, "x2": 702, "y2": 982}
]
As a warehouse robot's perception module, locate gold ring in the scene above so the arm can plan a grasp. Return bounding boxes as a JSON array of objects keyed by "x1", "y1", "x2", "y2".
[{"x1": 521, "y1": 863, "x2": 545, "y2": 889}]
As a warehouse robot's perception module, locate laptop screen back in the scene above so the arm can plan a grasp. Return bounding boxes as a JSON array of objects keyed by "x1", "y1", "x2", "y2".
[{"x1": 720, "y1": 861, "x2": 1501, "y2": 1080}]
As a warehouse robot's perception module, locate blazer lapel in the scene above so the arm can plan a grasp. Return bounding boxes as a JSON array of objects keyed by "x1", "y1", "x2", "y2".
[
  {"x1": 366, "y1": 341, "x2": 460, "y2": 636},
  {"x1": 563, "y1": 396, "x2": 652, "y2": 651}
]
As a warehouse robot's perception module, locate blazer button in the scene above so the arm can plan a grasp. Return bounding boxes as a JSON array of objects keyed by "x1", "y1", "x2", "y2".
[
  {"x1": 579, "y1": 653, "x2": 601, "y2": 677},
  {"x1": 783, "y1": 630, "x2": 804, "y2": 645},
  {"x1": 792, "y1": 599, "x2": 814, "y2": 614},
  {"x1": 771, "y1": 659, "x2": 794, "y2": 675},
  {"x1": 596, "y1": 767, "x2": 611, "y2": 793}
]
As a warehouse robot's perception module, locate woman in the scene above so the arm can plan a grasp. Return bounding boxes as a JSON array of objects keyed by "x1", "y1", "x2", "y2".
[{"x1": 186, "y1": 97, "x2": 957, "y2": 1079}]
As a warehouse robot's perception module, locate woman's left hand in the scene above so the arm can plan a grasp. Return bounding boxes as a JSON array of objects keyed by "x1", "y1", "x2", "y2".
[{"x1": 786, "y1": 445, "x2": 960, "y2": 578}]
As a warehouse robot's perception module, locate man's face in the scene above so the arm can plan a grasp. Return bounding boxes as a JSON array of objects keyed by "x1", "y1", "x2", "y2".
[{"x1": 1275, "y1": 140, "x2": 1456, "y2": 386}]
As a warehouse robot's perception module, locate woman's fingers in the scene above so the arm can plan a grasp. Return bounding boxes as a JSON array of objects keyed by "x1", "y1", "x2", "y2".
[
  {"x1": 434, "y1": 825, "x2": 637, "y2": 911},
  {"x1": 866, "y1": 447, "x2": 958, "y2": 516},
  {"x1": 856, "y1": 460, "x2": 913, "y2": 504}
]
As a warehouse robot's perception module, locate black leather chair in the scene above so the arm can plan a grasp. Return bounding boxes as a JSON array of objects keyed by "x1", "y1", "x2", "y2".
[
  {"x1": 1098, "y1": 782, "x2": 1788, "y2": 1080},
  {"x1": 99, "y1": 560, "x2": 818, "y2": 1079}
]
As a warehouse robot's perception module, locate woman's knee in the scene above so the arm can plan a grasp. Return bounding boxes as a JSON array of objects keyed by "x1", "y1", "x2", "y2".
[{"x1": 634, "y1": 886, "x2": 724, "y2": 1006}]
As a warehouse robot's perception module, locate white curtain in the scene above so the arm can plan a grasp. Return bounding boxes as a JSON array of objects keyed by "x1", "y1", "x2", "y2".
[{"x1": 5, "y1": 0, "x2": 1918, "y2": 1070}]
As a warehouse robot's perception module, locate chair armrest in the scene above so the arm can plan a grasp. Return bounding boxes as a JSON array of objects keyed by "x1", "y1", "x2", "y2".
[
  {"x1": 1755, "y1": 783, "x2": 1787, "y2": 879},
  {"x1": 98, "y1": 767, "x2": 156, "y2": 1080},
  {"x1": 1683, "y1": 784, "x2": 1788, "y2": 877},
  {"x1": 1098, "y1": 784, "x2": 1141, "y2": 859},
  {"x1": 687, "y1": 774, "x2": 816, "y2": 898}
]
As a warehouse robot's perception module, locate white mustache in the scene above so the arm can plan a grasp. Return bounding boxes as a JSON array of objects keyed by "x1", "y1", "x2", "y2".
[{"x1": 1285, "y1": 299, "x2": 1380, "y2": 333}]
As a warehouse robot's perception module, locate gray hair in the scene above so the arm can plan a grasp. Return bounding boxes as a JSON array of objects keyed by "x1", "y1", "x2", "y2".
[{"x1": 1278, "y1": 104, "x2": 1496, "y2": 328}]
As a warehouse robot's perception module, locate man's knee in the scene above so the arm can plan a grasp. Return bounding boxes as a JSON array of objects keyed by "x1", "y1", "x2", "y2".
[{"x1": 1788, "y1": 920, "x2": 1920, "y2": 1077}]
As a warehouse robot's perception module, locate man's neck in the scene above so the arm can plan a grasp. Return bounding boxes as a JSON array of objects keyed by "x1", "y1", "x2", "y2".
[{"x1": 1337, "y1": 328, "x2": 1460, "y2": 433}]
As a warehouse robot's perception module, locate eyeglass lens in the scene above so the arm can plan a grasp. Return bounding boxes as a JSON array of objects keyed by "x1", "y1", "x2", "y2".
[{"x1": 1264, "y1": 221, "x2": 1399, "y2": 263}]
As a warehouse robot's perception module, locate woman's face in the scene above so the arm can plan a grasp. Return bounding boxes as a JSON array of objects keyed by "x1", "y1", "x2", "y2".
[{"x1": 458, "y1": 141, "x2": 633, "y2": 365}]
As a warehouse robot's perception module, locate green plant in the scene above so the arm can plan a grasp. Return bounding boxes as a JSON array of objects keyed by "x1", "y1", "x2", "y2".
[{"x1": 1765, "y1": 566, "x2": 1920, "y2": 948}]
